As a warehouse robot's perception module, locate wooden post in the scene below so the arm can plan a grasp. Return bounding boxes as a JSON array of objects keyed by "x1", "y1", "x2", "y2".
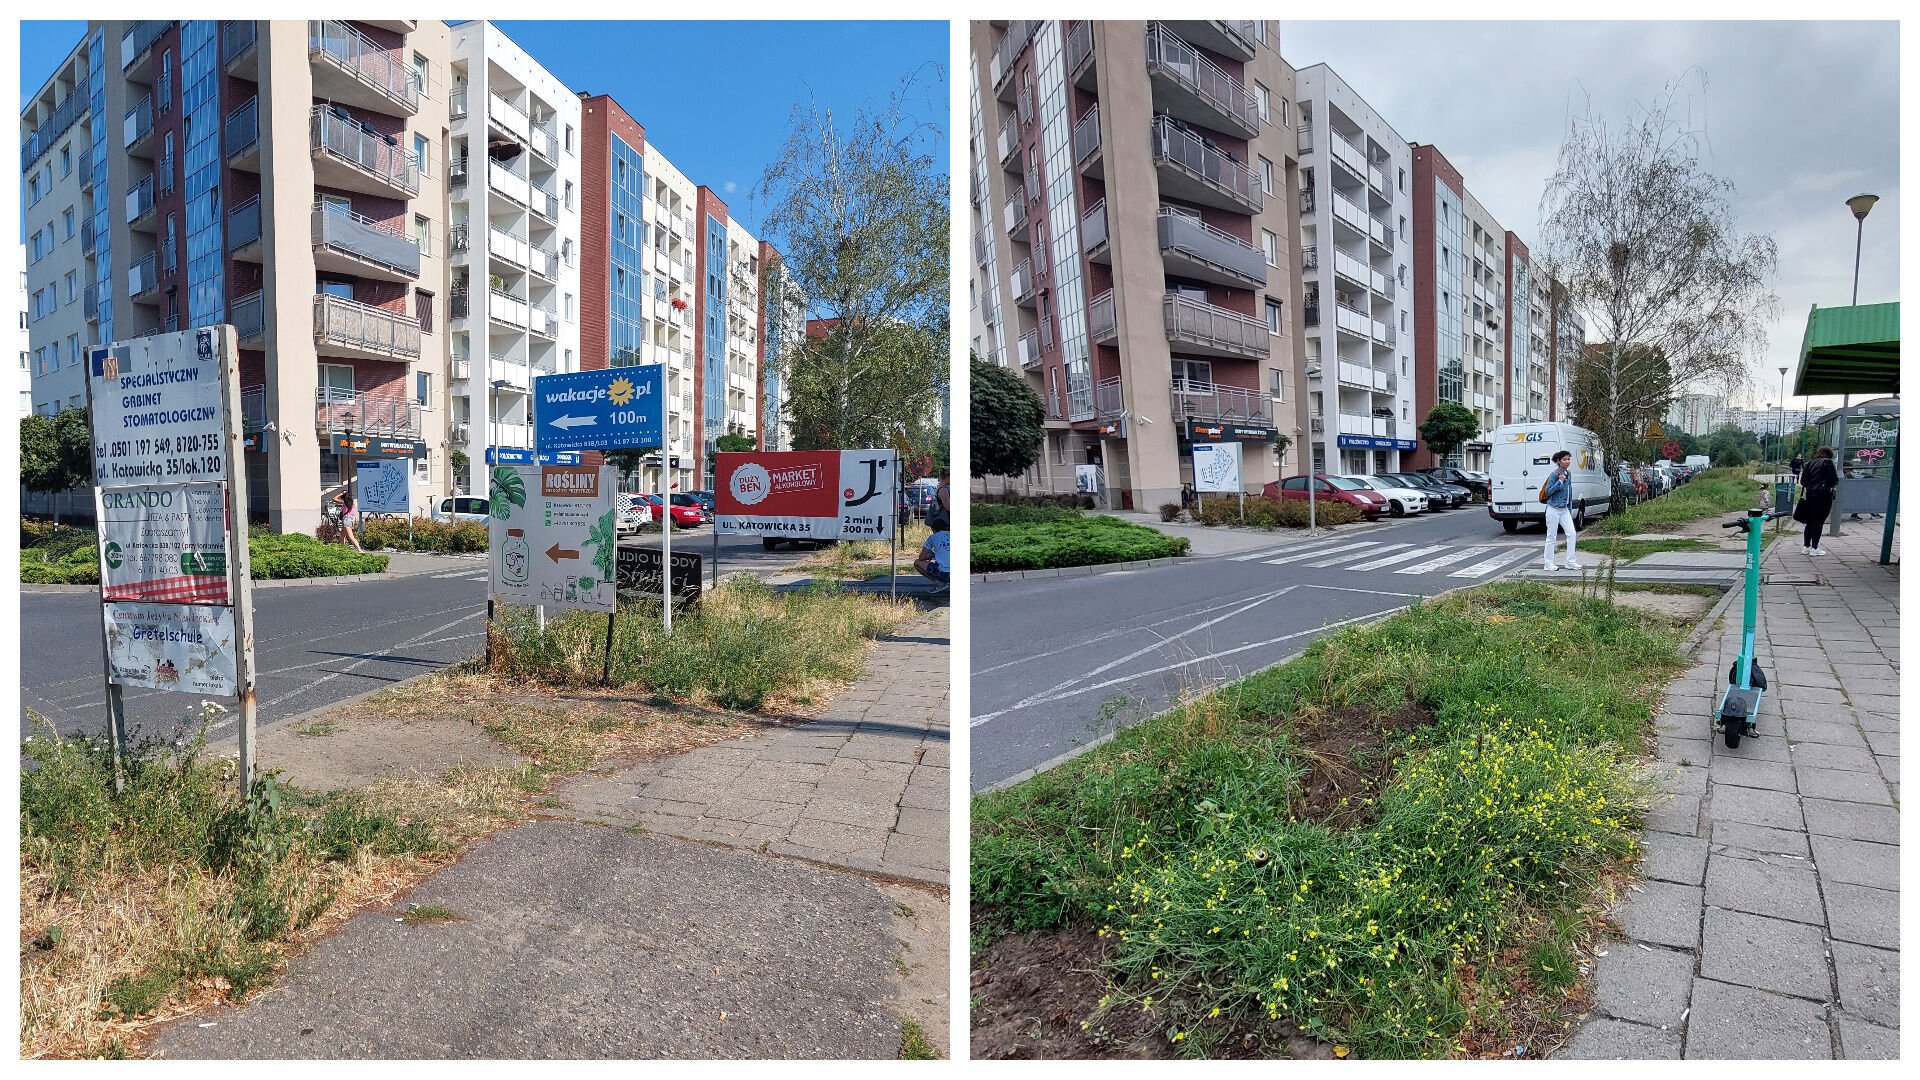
[
  {"x1": 602, "y1": 610, "x2": 616, "y2": 685},
  {"x1": 81, "y1": 352, "x2": 129, "y2": 792}
]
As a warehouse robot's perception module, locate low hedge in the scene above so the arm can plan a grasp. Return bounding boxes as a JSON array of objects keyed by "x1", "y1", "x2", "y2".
[
  {"x1": 972, "y1": 514, "x2": 1189, "y2": 572},
  {"x1": 358, "y1": 516, "x2": 489, "y2": 554},
  {"x1": 972, "y1": 502, "x2": 1084, "y2": 527},
  {"x1": 1193, "y1": 495, "x2": 1364, "y2": 529},
  {"x1": 21, "y1": 528, "x2": 387, "y2": 583},
  {"x1": 977, "y1": 491, "x2": 1097, "y2": 511}
]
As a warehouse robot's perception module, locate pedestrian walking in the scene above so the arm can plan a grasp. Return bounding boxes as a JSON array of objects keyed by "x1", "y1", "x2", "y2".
[
  {"x1": 1540, "y1": 449, "x2": 1582, "y2": 572},
  {"x1": 1796, "y1": 447, "x2": 1839, "y2": 555},
  {"x1": 1789, "y1": 452, "x2": 1805, "y2": 479},
  {"x1": 1180, "y1": 482, "x2": 1195, "y2": 512},
  {"x1": 328, "y1": 483, "x2": 366, "y2": 553}
]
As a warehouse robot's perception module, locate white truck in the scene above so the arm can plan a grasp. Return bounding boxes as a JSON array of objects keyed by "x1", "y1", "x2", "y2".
[
  {"x1": 1487, "y1": 421, "x2": 1614, "y2": 533},
  {"x1": 1685, "y1": 454, "x2": 1711, "y2": 471}
]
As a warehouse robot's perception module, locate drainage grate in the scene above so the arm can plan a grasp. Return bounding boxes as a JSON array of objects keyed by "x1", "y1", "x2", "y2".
[{"x1": 1762, "y1": 575, "x2": 1828, "y2": 586}]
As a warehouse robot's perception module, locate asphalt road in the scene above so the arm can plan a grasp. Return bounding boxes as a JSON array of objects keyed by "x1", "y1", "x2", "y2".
[
  {"x1": 970, "y1": 504, "x2": 1543, "y2": 791},
  {"x1": 19, "y1": 526, "x2": 822, "y2": 745}
]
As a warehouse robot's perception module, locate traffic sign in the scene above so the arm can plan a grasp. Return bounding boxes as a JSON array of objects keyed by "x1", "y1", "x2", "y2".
[
  {"x1": 909, "y1": 453, "x2": 936, "y2": 479},
  {"x1": 1662, "y1": 439, "x2": 1682, "y2": 460},
  {"x1": 1645, "y1": 420, "x2": 1666, "y2": 440},
  {"x1": 534, "y1": 366, "x2": 663, "y2": 453}
]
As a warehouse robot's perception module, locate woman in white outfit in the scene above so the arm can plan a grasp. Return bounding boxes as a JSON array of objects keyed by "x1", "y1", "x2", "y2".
[{"x1": 1540, "y1": 449, "x2": 1583, "y2": 571}]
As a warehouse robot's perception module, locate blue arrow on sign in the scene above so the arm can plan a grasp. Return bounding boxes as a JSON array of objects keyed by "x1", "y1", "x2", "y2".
[{"x1": 534, "y1": 365, "x2": 665, "y2": 453}]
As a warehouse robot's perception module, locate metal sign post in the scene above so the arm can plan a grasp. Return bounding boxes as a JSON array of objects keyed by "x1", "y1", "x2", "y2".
[
  {"x1": 83, "y1": 354, "x2": 128, "y2": 791},
  {"x1": 660, "y1": 463, "x2": 673, "y2": 637},
  {"x1": 216, "y1": 329, "x2": 258, "y2": 790}
]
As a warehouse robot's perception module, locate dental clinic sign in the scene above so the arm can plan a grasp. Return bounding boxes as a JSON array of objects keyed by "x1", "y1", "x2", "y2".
[
  {"x1": 89, "y1": 331, "x2": 228, "y2": 485},
  {"x1": 714, "y1": 450, "x2": 897, "y2": 541}
]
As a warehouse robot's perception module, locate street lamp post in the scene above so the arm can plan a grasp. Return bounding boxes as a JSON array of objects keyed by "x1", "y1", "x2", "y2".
[
  {"x1": 1777, "y1": 365, "x2": 1788, "y2": 471},
  {"x1": 1833, "y1": 193, "x2": 1878, "y2": 537}
]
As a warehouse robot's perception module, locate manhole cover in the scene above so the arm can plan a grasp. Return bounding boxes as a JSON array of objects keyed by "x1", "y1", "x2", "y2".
[{"x1": 1762, "y1": 575, "x2": 1827, "y2": 586}]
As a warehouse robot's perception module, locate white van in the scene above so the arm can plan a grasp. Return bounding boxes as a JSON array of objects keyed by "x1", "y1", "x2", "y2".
[{"x1": 1487, "y1": 422, "x2": 1612, "y2": 533}]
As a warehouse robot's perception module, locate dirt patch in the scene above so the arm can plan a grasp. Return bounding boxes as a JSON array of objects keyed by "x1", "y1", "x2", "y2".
[
  {"x1": 880, "y1": 883, "x2": 950, "y2": 1058},
  {"x1": 1289, "y1": 703, "x2": 1434, "y2": 827},
  {"x1": 969, "y1": 923, "x2": 1334, "y2": 1060},
  {"x1": 1541, "y1": 584, "x2": 1716, "y2": 626}
]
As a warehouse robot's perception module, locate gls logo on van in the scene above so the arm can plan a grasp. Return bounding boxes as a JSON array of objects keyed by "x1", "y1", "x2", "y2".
[{"x1": 1506, "y1": 431, "x2": 1546, "y2": 444}]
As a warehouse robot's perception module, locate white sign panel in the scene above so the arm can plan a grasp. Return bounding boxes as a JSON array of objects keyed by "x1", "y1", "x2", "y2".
[
  {"x1": 356, "y1": 458, "x2": 412, "y2": 515},
  {"x1": 103, "y1": 602, "x2": 239, "y2": 695},
  {"x1": 88, "y1": 328, "x2": 228, "y2": 488},
  {"x1": 1075, "y1": 464, "x2": 1101, "y2": 495},
  {"x1": 714, "y1": 450, "x2": 896, "y2": 541},
  {"x1": 1192, "y1": 441, "x2": 1243, "y2": 493},
  {"x1": 489, "y1": 465, "x2": 618, "y2": 613},
  {"x1": 97, "y1": 483, "x2": 232, "y2": 604}
]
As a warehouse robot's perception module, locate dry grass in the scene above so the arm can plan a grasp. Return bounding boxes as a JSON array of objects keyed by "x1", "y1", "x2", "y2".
[{"x1": 795, "y1": 523, "x2": 934, "y2": 580}]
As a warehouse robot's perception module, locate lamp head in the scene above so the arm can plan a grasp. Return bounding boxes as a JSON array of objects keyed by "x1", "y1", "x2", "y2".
[{"x1": 1846, "y1": 193, "x2": 1879, "y2": 221}]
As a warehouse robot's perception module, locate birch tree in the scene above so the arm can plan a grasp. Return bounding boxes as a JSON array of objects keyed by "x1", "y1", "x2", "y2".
[{"x1": 1537, "y1": 75, "x2": 1778, "y2": 477}]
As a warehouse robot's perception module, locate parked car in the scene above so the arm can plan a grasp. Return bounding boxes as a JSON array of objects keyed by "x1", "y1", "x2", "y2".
[
  {"x1": 684, "y1": 489, "x2": 716, "y2": 512},
  {"x1": 1418, "y1": 466, "x2": 1491, "y2": 500},
  {"x1": 904, "y1": 485, "x2": 939, "y2": 520},
  {"x1": 1338, "y1": 474, "x2": 1430, "y2": 517},
  {"x1": 642, "y1": 493, "x2": 706, "y2": 529},
  {"x1": 432, "y1": 495, "x2": 490, "y2": 524},
  {"x1": 616, "y1": 493, "x2": 654, "y2": 535},
  {"x1": 1382, "y1": 471, "x2": 1469, "y2": 509},
  {"x1": 1262, "y1": 475, "x2": 1388, "y2": 520}
]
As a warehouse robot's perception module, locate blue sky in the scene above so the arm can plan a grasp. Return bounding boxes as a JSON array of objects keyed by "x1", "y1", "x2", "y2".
[{"x1": 19, "y1": 19, "x2": 949, "y2": 246}]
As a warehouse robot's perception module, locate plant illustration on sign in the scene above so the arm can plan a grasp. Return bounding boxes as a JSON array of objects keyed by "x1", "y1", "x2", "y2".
[
  {"x1": 489, "y1": 466, "x2": 527, "y2": 520},
  {"x1": 586, "y1": 509, "x2": 617, "y2": 582}
]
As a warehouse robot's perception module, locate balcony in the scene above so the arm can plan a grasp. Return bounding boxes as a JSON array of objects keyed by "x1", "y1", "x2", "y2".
[
  {"x1": 226, "y1": 195, "x2": 263, "y2": 260},
  {"x1": 313, "y1": 202, "x2": 421, "y2": 282},
  {"x1": 450, "y1": 157, "x2": 469, "y2": 187},
  {"x1": 1165, "y1": 295, "x2": 1268, "y2": 359},
  {"x1": 1301, "y1": 245, "x2": 1318, "y2": 271},
  {"x1": 128, "y1": 253, "x2": 161, "y2": 302},
  {"x1": 309, "y1": 21, "x2": 419, "y2": 116},
  {"x1": 488, "y1": 90, "x2": 530, "y2": 144},
  {"x1": 1332, "y1": 248, "x2": 1370, "y2": 290},
  {"x1": 1017, "y1": 329, "x2": 1042, "y2": 369},
  {"x1": 231, "y1": 290, "x2": 265, "y2": 342},
  {"x1": 991, "y1": 20, "x2": 1034, "y2": 101},
  {"x1": 310, "y1": 106, "x2": 418, "y2": 199},
  {"x1": 81, "y1": 220, "x2": 97, "y2": 257},
  {"x1": 490, "y1": 352, "x2": 532, "y2": 390},
  {"x1": 1010, "y1": 259, "x2": 1036, "y2": 306},
  {"x1": 1158, "y1": 209, "x2": 1267, "y2": 287},
  {"x1": 1144, "y1": 23, "x2": 1259, "y2": 138},
  {"x1": 1332, "y1": 302, "x2": 1371, "y2": 340},
  {"x1": 997, "y1": 112, "x2": 1020, "y2": 172},
  {"x1": 488, "y1": 289, "x2": 530, "y2": 330},
  {"x1": 1339, "y1": 414, "x2": 1398, "y2": 439},
  {"x1": 83, "y1": 284, "x2": 100, "y2": 322},
  {"x1": 1299, "y1": 187, "x2": 1316, "y2": 214},
  {"x1": 126, "y1": 174, "x2": 157, "y2": 229},
  {"x1": 20, "y1": 88, "x2": 88, "y2": 172},
  {"x1": 315, "y1": 388, "x2": 421, "y2": 440},
  {"x1": 1173, "y1": 380, "x2": 1271, "y2": 425},
  {"x1": 1329, "y1": 190, "x2": 1368, "y2": 236},
  {"x1": 1336, "y1": 361, "x2": 1396, "y2": 395},
  {"x1": 1303, "y1": 302, "x2": 1320, "y2": 328},
  {"x1": 1369, "y1": 160, "x2": 1390, "y2": 197},
  {"x1": 1073, "y1": 105, "x2": 1103, "y2": 176},
  {"x1": 1368, "y1": 216, "x2": 1394, "y2": 254},
  {"x1": 237, "y1": 385, "x2": 268, "y2": 432},
  {"x1": 1161, "y1": 20, "x2": 1258, "y2": 61},
  {"x1": 121, "y1": 20, "x2": 168, "y2": 79},
  {"x1": 1094, "y1": 376, "x2": 1127, "y2": 422},
  {"x1": 1002, "y1": 188, "x2": 1028, "y2": 240},
  {"x1": 530, "y1": 185, "x2": 559, "y2": 223},
  {"x1": 1327, "y1": 128, "x2": 1369, "y2": 185},
  {"x1": 528, "y1": 302, "x2": 558, "y2": 338},
  {"x1": 313, "y1": 293, "x2": 421, "y2": 362},
  {"x1": 225, "y1": 97, "x2": 260, "y2": 171},
  {"x1": 1150, "y1": 116, "x2": 1261, "y2": 214},
  {"x1": 124, "y1": 94, "x2": 155, "y2": 155},
  {"x1": 1067, "y1": 19, "x2": 1096, "y2": 87},
  {"x1": 1088, "y1": 289, "x2": 1117, "y2": 343},
  {"x1": 223, "y1": 21, "x2": 258, "y2": 79},
  {"x1": 1081, "y1": 200, "x2": 1110, "y2": 263},
  {"x1": 450, "y1": 422, "x2": 471, "y2": 445}
]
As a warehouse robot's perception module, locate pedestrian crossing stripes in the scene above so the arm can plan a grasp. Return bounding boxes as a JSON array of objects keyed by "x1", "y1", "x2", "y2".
[{"x1": 1249, "y1": 539, "x2": 1538, "y2": 581}]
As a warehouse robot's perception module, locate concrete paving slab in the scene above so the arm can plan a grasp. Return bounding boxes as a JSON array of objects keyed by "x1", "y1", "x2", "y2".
[
  {"x1": 1834, "y1": 1019, "x2": 1899, "y2": 1060},
  {"x1": 1697, "y1": 907, "x2": 1832, "y2": 1000},
  {"x1": 1702, "y1": 853, "x2": 1825, "y2": 924},
  {"x1": 1592, "y1": 945, "x2": 1694, "y2": 1028},
  {"x1": 1800, "y1": 798, "x2": 1900, "y2": 842},
  {"x1": 1830, "y1": 941, "x2": 1899, "y2": 1029},
  {"x1": 1705, "y1": 784, "x2": 1804, "y2": 830},
  {"x1": 1638, "y1": 832, "x2": 1709, "y2": 886},
  {"x1": 1556, "y1": 1019, "x2": 1683, "y2": 1060},
  {"x1": 1823, "y1": 882, "x2": 1899, "y2": 950},
  {"x1": 1617, "y1": 881, "x2": 1704, "y2": 950},
  {"x1": 1709, "y1": 820, "x2": 1811, "y2": 858},
  {"x1": 1809, "y1": 835, "x2": 1899, "y2": 891},
  {"x1": 1792, "y1": 766, "x2": 1891, "y2": 805},
  {"x1": 1684, "y1": 979, "x2": 1832, "y2": 1060}
]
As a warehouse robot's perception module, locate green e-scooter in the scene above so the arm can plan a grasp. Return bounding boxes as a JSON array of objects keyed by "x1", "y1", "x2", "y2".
[{"x1": 1715, "y1": 507, "x2": 1787, "y2": 749}]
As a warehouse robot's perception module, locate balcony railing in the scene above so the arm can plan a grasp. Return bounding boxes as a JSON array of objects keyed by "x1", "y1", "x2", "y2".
[
  {"x1": 1073, "y1": 104, "x2": 1101, "y2": 166},
  {"x1": 1299, "y1": 188, "x2": 1316, "y2": 214},
  {"x1": 124, "y1": 94, "x2": 154, "y2": 150},
  {"x1": 1301, "y1": 245, "x2": 1318, "y2": 271},
  {"x1": 122, "y1": 21, "x2": 168, "y2": 72},
  {"x1": 314, "y1": 388, "x2": 421, "y2": 440},
  {"x1": 239, "y1": 385, "x2": 267, "y2": 431},
  {"x1": 157, "y1": 153, "x2": 174, "y2": 196},
  {"x1": 1010, "y1": 259, "x2": 1034, "y2": 303},
  {"x1": 83, "y1": 284, "x2": 99, "y2": 320},
  {"x1": 310, "y1": 20, "x2": 419, "y2": 111},
  {"x1": 1088, "y1": 289, "x2": 1117, "y2": 340},
  {"x1": 1333, "y1": 248, "x2": 1371, "y2": 287},
  {"x1": 227, "y1": 195, "x2": 262, "y2": 250},
  {"x1": 231, "y1": 290, "x2": 265, "y2": 340},
  {"x1": 81, "y1": 220, "x2": 97, "y2": 256},
  {"x1": 20, "y1": 88, "x2": 87, "y2": 171},
  {"x1": 1303, "y1": 302, "x2": 1320, "y2": 327},
  {"x1": 1094, "y1": 376, "x2": 1126, "y2": 421},
  {"x1": 992, "y1": 20, "x2": 1035, "y2": 95},
  {"x1": 1340, "y1": 413, "x2": 1397, "y2": 438},
  {"x1": 125, "y1": 174, "x2": 156, "y2": 224},
  {"x1": 225, "y1": 97, "x2": 258, "y2": 158},
  {"x1": 998, "y1": 111, "x2": 1020, "y2": 167},
  {"x1": 128, "y1": 253, "x2": 159, "y2": 299},
  {"x1": 450, "y1": 223, "x2": 469, "y2": 254},
  {"x1": 1158, "y1": 209, "x2": 1267, "y2": 284},
  {"x1": 1337, "y1": 361, "x2": 1396, "y2": 395},
  {"x1": 1173, "y1": 380, "x2": 1271, "y2": 424},
  {"x1": 222, "y1": 20, "x2": 256, "y2": 68},
  {"x1": 450, "y1": 88, "x2": 468, "y2": 118},
  {"x1": 1331, "y1": 190, "x2": 1368, "y2": 232},
  {"x1": 1150, "y1": 116, "x2": 1261, "y2": 212},
  {"x1": 313, "y1": 202, "x2": 421, "y2": 278},
  {"x1": 1163, "y1": 294, "x2": 1270, "y2": 358},
  {"x1": 310, "y1": 106, "x2": 419, "y2": 196},
  {"x1": 450, "y1": 158, "x2": 469, "y2": 186},
  {"x1": 1328, "y1": 128, "x2": 1369, "y2": 180},
  {"x1": 1144, "y1": 23, "x2": 1259, "y2": 134},
  {"x1": 1066, "y1": 19, "x2": 1093, "y2": 73},
  {"x1": 1080, "y1": 199, "x2": 1109, "y2": 253},
  {"x1": 1003, "y1": 188, "x2": 1027, "y2": 235},
  {"x1": 1017, "y1": 329, "x2": 1042, "y2": 368},
  {"x1": 312, "y1": 293, "x2": 421, "y2": 360}
]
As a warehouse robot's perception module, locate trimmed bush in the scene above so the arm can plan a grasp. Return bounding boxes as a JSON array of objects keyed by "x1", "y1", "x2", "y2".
[
  {"x1": 972, "y1": 514, "x2": 1189, "y2": 572},
  {"x1": 1194, "y1": 495, "x2": 1364, "y2": 529},
  {"x1": 979, "y1": 491, "x2": 1096, "y2": 511},
  {"x1": 1159, "y1": 502, "x2": 1182, "y2": 522},
  {"x1": 249, "y1": 535, "x2": 388, "y2": 579},
  {"x1": 972, "y1": 502, "x2": 1083, "y2": 527},
  {"x1": 359, "y1": 516, "x2": 488, "y2": 554}
]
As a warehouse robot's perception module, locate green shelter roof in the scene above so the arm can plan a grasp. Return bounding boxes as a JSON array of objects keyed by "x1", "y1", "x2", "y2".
[{"x1": 1794, "y1": 301, "x2": 1899, "y2": 396}]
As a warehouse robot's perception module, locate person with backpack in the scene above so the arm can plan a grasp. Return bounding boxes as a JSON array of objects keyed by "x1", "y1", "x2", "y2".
[
  {"x1": 1540, "y1": 449, "x2": 1582, "y2": 572},
  {"x1": 1794, "y1": 446, "x2": 1839, "y2": 556}
]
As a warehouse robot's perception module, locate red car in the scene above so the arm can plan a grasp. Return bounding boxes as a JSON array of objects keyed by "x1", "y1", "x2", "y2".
[
  {"x1": 1262, "y1": 475, "x2": 1389, "y2": 519},
  {"x1": 643, "y1": 493, "x2": 708, "y2": 528}
]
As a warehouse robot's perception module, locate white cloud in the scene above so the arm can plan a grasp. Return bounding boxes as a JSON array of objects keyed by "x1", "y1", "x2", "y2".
[{"x1": 723, "y1": 181, "x2": 738, "y2": 194}]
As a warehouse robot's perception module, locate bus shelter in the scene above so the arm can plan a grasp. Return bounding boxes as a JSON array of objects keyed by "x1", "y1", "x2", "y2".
[{"x1": 1792, "y1": 301, "x2": 1899, "y2": 564}]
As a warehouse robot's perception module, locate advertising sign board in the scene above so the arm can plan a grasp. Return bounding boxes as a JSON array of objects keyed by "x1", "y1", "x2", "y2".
[
  {"x1": 1191, "y1": 441, "x2": 1243, "y2": 493},
  {"x1": 534, "y1": 366, "x2": 664, "y2": 453},
  {"x1": 96, "y1": 483, "x2": 231, "y2": 604},
  {"x1": 88, "y1": 329, "x2": 227, "y2": 487},
  {"x1": 102, "y1": 602, "x2": 239, "y2": 695},
  {"x1": 488, "y1": 465, "x2": 619, "y2": 613},
  {"x1": 616, "y1": 546, "x2": 703, "y2": 605},
  {"x1": 713, "y1": 450, "x2": 897, "y2": 541},
  {"x1": 355, "y1": 459, "x2": 412, "y2": 515}
]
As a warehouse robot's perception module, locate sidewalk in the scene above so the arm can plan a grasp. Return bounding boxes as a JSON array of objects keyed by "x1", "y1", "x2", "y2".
[
  {"x1": 1558, "y1": 526, "x2": 1899, "y2": 1060},
  {"x1": 150, "y1": 609, "x2": 951, "y2": 1059}
]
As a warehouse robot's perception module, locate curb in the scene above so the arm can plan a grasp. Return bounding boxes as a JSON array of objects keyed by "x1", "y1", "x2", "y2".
[{"x1": 971, "y1": 555, "x2": 1189, "y2": 583}]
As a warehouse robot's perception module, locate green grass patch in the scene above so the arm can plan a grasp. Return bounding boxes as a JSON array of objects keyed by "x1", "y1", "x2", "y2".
[
  {"x1": 899, "y1": 1017, "x2": 940, "y2": 1059},
  {"x1": 21, "y1": 524, "x2": 388, "y2": 584},
  {"x1": 1591, "y1": 469, "x2": 1763, "y2": 535},
  {"x1": 971, "y1": 583, "x2": 1686, "y2": 1057},
  {"x1": 488, "y1": 576, "x2": 915, "y2": 712},
  {"x1": 400, "y1": 904, "x2": 465, "y2": 925},
  {"x1": 972, "y1": 513, "x2": 1189, "y2": 572},
  {"x1": 1590, "y1": 537, "x2": 1716, "y2": 562}
]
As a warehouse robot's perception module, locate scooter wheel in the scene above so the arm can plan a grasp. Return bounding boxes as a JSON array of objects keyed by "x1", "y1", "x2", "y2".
[{"x1": 1723, "y1": 724, "x2": 1743, "y2": 749}]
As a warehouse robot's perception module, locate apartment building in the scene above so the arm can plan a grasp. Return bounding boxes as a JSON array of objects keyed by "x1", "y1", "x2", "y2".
[
  {"x1": 19, "y1": 21, "x2": 456, "y2": 532},
  {"x1": 1503, "y1": 232, "x2": 1554, "y2": 426},
  {"x1": 16, "y1": 248, "x2": 30, "y2": 417},
  {"x1": 446, "y1": 21, "x2": 582, "y2": 494},
  {"x1": 20, "y1": 34, "x2": 94, "y2": 422},
  {"x1": 759, "y1": 241, "x2": 801, "y2": 451},
  {"x1": 1292, "y1": 63, "x2": 1413, "y2": 474},
  {"x1": 969, "y1": 19, "x2": 1307, "y2": 510}
]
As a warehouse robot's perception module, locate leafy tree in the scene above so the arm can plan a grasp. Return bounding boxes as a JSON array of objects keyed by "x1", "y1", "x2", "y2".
[
  {"x1": 20, "y1": 409, "x2": 94, "y2": 524},
  {"x1": 1569, "y1": 342, "x2": 1673, "y2": 459},
  {"x1": 449, "y1": 449, "x2": 470, "y2": 486},
  {"x1": 1418, "y1": 402, "x2": 1480, "y2": 467},
  {"x1": 754, "y1": 73, "x2": 948, "y2": 453},
  {"x1": 1537, "y1": 73, "x2": 1778, "y2": 472},
  {"x1": 1706, "y1": 423, "x2": 1762, "y2": 467},
  {"x1": 969, "y1": 357, "x2": 1044, "y2": 482},
  {"x1": 715, "y1": 432, "x2": 756, "y2": 454}
]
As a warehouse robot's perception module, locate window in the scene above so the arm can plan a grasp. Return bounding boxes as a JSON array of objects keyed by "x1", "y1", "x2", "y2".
[
  {"x1": 1270, "y1": 367, "x2": 1287, "y2": 398},
  {"x1": 565, "y1": 348, "x2": 573, "y2": 371},
  {"x1": 564, "y1": 180, "x2": 574, "y2": 210},
  {"x1": 317, "y1": 277, "x2": 354, "y2": 300},
  {"x1": 414, "y1": 214, "x2": 430, "y2": 251},
  {"x1": 49, "y1": 341, "x2": 60, "y2": 369},
  {"x1": 65, "y1": 271, "x2": 78, "y2": 304},
  {"x1": 1259, "y1": 157, "x2": 1275, "y2": 196},
  {"x1": 561, "y1": 239, "x2": 573, "y2": 266},
  {"x1": 1265, "y1": 298, "x2": 1284, "y2": 335},
  {"x1": 1251, "y1": 20, "x2": 1269, "y2": 45},
  {"x1": 1398, "y1": 168, "x2": 1407, "y2": 193},
  {"x1": 319, "y1": 364, "x2": 355, "y2": 398},
  {"x1": 412, "y1": 52, "x2": 429, "y2": 93},
  {"x1": 414, "y1": 134, "x2": 430, "y2": 177},
  {"x1": 62, "y1": 207, "x2": 76, "y2": 239},
  {"x1": 415, "y1": 290, "x2": 434, "y2": 333},
  {"x1": 1254, "y1": 82, "x2": 1271, "y2": 125},
  {"x1": 68, "y1": 334, "x2": 79, "y2": 366},
  {"x1": 615, "y1": 212, "x2": 626, "y2": 241},
  {"x1": 1173, "y1": 359, "x2": 1213, "y2": 387},
  {"x1": 564, "y1": 124, "x2": 574, "y2": 153},
  {"x1": 58, "y1": 142, "x2": 71, "y2": 176},
  {"x1": 415, "y1": 372, "x2": 430, "y2": 405},
  {"x1": 1261, "y1": 229, "x2": 1278, "y2": 267},
  {"x1": 1280, "y1": 98, "x2": 1290, "y2": 127},
  {"x1": 565, "y1": 294, "x2": 574, "y2": 323}
]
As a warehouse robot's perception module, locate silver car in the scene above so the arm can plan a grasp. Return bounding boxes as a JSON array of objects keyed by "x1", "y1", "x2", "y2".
[{"x1": 1338, "y1": 474, "x2": 1430, "y2": 517}]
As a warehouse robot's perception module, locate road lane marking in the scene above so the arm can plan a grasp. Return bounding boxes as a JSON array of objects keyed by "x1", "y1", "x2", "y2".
[
  {"x1": 1450, "y1": 548, "x2": 1532, "y2": 578},
  {"x1": 1394, "y1": 547, "x2": 1488, "y2": 574},
  {"x1": 1260, "y1": 541, "x2": 1382, "y2": 566},
  {"x1": 1229, "y1": 539, "x2": 1350, "y2": 562},
  {"x1": 1343, "y1": 545, "x2": 1443, "y2": 571},
  {"x1": 1307, "y1": 543, "x2": 1413, "y2": 568}
]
